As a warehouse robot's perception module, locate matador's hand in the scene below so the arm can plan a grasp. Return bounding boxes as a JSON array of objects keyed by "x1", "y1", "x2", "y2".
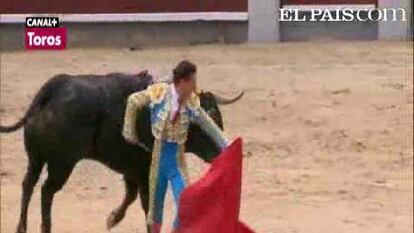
[
  {"x1": 124, "y1": 136, "x2": 137, "y2": 145},
  {"x1": 124, "y1": 137, "x2": 151, "y2": 153},
  {"x1": 137, "y1": 142, "x2": 151, "y2": 153}
]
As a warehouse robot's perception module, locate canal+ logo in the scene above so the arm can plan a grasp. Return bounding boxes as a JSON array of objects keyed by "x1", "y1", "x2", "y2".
[{"x1": 25, "y1": 17, "x2": 67, "y2": 50}]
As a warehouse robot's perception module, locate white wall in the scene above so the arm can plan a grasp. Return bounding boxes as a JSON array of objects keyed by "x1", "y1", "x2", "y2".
[
  {"x1": 373, "y1": 0, "x2": 411, "y2": 40},
  {"x1": 248, "y1": 0, "x2": 280, "y2": 42},
  {"x1": 248, "y1": 0, "x2": 412, "y2": 42}
]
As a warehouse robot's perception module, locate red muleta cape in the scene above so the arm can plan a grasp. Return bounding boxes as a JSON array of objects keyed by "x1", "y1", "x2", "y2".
[{"x1": 179, "y1": 138, "x2": 256, "y2": 233}]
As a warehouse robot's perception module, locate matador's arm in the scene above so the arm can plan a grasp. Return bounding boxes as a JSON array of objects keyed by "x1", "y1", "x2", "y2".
[
  {"x1": 122, "y1": 90, "x2": 150, "y2": 144},
  {"x1": 189, "y1": 101, "x2": 229, "y2": 150}
]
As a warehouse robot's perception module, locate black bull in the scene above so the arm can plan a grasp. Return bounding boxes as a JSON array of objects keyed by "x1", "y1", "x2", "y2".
[{"x1": 0, "y1": 72, "x2": 243, "y2": 233}]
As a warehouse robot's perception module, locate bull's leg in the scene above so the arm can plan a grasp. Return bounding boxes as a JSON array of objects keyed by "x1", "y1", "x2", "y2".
[
  {"x1": 106, "y1": 176, "x2": 138, "y2": 230},
  {"x1": 40, "y1": 160, "x2": 76, "y2": 233},
  {"x1": 16, "y1": 159, "x2": 45, "y2": 233},
  {"x1": 137, "y1": 178, "x2": 150, "y2": 233}
]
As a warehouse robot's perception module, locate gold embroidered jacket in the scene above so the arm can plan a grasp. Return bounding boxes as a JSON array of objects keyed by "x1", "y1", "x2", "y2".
[{"x1": 122, "y1": 83, "x2": 229, "y2": 148}]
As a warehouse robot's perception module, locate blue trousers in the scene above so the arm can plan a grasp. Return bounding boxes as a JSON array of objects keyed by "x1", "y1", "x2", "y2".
[{"x1": 152, "y1": 141, "x2": 186, "y2": 229}]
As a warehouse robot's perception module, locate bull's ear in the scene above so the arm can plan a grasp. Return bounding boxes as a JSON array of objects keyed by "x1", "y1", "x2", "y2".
[{"x1": 138, "y1": 69, "x2": 149, "y2": 77}]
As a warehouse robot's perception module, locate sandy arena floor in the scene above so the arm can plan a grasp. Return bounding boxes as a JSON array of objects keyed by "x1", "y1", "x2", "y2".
[{"x1": 1, "y1": 42, "x2": 413, "y2": 233}]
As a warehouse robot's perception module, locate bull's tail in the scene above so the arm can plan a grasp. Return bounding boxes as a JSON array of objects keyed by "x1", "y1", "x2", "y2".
[
  {"x1": 0, "y1": 119, "x2": 26, "y2": 133},
  {"x1": 0, "y1": 75, "x2": 68, "y2": 133}
]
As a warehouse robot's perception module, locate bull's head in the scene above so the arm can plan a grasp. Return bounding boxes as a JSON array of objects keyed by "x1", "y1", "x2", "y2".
[{"x1": 185, "y1": 90, "x2": 244, "y2": 162}]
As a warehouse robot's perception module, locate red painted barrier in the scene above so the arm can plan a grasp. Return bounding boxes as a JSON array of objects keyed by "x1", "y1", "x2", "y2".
[
  {"x1": 282, "y1": 0, "x2": 376, "y2": 6},
  {"x1": 0, "y1": 0, "x2": 247, "y2": 14}
]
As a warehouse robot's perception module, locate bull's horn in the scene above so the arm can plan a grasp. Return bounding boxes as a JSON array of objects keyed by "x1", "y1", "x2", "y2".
[{"x1": 213, "y1": 91, "x2": 244, "y2": 105}]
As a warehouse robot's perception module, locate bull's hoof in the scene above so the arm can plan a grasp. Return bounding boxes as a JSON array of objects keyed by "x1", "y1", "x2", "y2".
[
  {"x1": 106, "y1": 209, "x2": 125, "y2": 230},
  {"x1": 15, "y1": 224, "x2": 26, "y2": 233},
  {"x1": 40, "y1": 224, "x2": 51, "y2": 233}
]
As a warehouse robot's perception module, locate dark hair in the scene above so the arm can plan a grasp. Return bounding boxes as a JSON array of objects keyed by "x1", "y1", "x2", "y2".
[{"x1": 173, "y1": 60, "x2": 197, "y2": 84}]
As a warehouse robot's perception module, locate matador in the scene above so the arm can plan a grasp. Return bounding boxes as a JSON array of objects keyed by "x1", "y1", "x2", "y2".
[{"x1": 122, "y1": 60, "x2": 229, "y2": 233}]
